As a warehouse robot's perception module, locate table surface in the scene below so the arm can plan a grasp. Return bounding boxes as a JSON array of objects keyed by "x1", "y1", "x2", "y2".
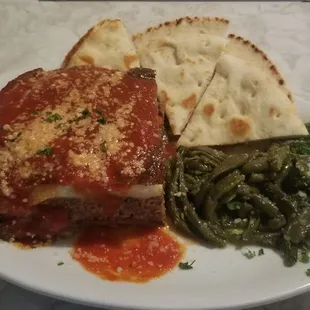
[{"x1": 1, "y1": 1, "x2": 310, "y2": 309}]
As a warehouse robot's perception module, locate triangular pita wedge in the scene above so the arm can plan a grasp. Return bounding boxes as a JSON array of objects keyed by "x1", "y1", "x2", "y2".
[
  {"x1": 178, "y1": 36, "x2": 307, "y2": 146},
  {"x1": 133, "y1": 17, "x2": 230, "y2": 135},
  {"x1": 63, "y1": 19, "x2": 140, "y2": 71},
  {"x1": 225, "y1": 34, "x2": 293, "y2": 102}
]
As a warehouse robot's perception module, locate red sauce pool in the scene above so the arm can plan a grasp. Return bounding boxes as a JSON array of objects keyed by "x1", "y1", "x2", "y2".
[{"x1": 72, "y1": 227, "x2": 184, "y2": 283}]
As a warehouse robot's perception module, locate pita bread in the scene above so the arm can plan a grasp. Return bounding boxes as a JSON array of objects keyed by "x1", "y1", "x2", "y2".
[
  {"x1": 63, "y1": 19, "x2": 140, "y2": 71},
  {"x1": 132, "y1": 17, "x2": 229, "y2": 135},
  {"x1": 178, "y1": 52, "x2": 307, "y2": 147},
  {"x1": 225, "y1": 34, "x2": 293, "y2": 102}
]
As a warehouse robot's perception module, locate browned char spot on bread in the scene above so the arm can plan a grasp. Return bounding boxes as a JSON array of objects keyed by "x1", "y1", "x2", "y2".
[
  {"x1": 203, "y1": 103, "x2": 215, "y2": 117},
  {"x1": 227, "y1": 34, "x2": 293, "y2": 102},
  {"x1": 229, "y1": 116, "x2": 250, "y2": 137},
  {"x1": 182, "y1": 93, "x2": 197, "y2": 109},
  {"x1": 132, "y1": 16, "x2": 229, "y2": 41}
]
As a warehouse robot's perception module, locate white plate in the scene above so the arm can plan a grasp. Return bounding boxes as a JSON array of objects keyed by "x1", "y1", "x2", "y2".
[{"x1": 1, "y1": 2, "x2": 310, "y2": 310}]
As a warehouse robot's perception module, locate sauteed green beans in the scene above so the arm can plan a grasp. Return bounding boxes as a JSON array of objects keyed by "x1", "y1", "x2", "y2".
[{"x1": 166, "y1": 138, "x2": 310, "y2": 266}]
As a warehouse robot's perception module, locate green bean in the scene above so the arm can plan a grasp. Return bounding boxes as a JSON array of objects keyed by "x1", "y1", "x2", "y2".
[
  {"x1": 274, "y1": 158, "x2": 293, "y2": 185},
  {"x1": 221, "y1": 218, "x2": 248, "y2": 229},
  {"x1": 203, "y1": 197, "x2": 217, "y2": 222},
  {"x1": 185, "y1": 160, "x2": 211, "y2": 173},
  {"x1": 188, "y1": 146, "x2": 226, "y2": 164},
  {"x1": 263, "y1": 183, "x2": 297, "y2": 218},
  {"x1": 184, "y1": 173, "x2": 199, "y2": 184},
  {"x1": 178, "y1": 156, "x2": 227, "y2": 246},
  {"x1": 268, "y1": 144, "x2": 290, "y2": 172},
  {"x1": 248, "y1": 173, "x2": 265, "y2": 184},
  {"x1": 184, "y1": 156, "x2": 201, "y2": 163},
  {"x1": 224, "y1": 228, "x2": 244, "y2": 238},
  {"x1": 268, "y1": 214, "x2": 286, "y2": 230},
  {"x1": 212, "y1": 171, "x2": 245, "y2": 201},
  {"x1": 185, "y1": 155, "x2": 212, "y2": 165},
  {"x1": 236, "y1": 184, "x2": 260, "y2": 200},
  {"x1": 193, "y1": 175, "x2": 213, "y2": 208},
  {"x1": 184, "y1": 174, "x2": 204, "y2": 194},
  {"x1": 242, "y1": 216, "x2": 260, "y2": 242},
  {"x1": 250, "y1": 232, "x2": 281, "y2": 248},
  {"x1": 250, "y1": 194, "x2": 279, "y2": 218},
  {"x1": 194, "y1": 146, "x2": 226, "y2": 158},
  {"x1": 186, "y1": 153, "x2": 221, "y2": 168},
  {"x1": 166, "y1": 157, "x2": 193, "y2": 236},
  {"x1": 291, "y1": 192, "x2": 310, "y2": 211},
  {"x1": 282, "y1": 240, "x2": 298, "y2": 267},
  {"x1": 211, "y1": 153, "x2": 249, "y2": 180},
  {"x1": 203, "y1": 171, "x2": 245, "y2": 221},
  {"x1": 190, "y1": 183, "x2": 205, "y2": 196},
  {"x1": 168, "y1": 141, "x2": 310, "y2": 267},
  {"x1": 295, "y1": 155, "x2": 310, "y2": 178},
  {"x1": 209, "y1": 221, "x2": 228, "y2": 239},
  {"x1": 177, "y1": 145, "x2": 186, "y2": 157},
  {"x1": 237, "y1": 202, "x2": 253, "y2": 219},
  {"x1": 241, "y1": 156, "x2": 269, "y2": 174},
  {"x1": 285, "y1": 208, "x2": 310, "y2": 244},
  {"x1": 220, "y1": 187, "x2": 238, "y2": 204},
  {"x1": 183, "y1": 204, "x2": 226, "y2": 247}
]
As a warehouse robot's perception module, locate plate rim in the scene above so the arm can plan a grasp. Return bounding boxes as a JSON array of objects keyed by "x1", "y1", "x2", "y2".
[{"x1": 0, "y1": 257, "x2": 310, "y2": 310}]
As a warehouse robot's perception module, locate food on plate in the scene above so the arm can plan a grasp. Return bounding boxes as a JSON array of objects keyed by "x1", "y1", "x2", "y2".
[
  {"x1": 63, "y1": 19, "x2": 140, "y2": 70},
  {"x1": 167, "y1": 136, "x2": 310, "y2": 266},
  {"x1": 1, "y1": 14, "x2": 310, "y2": 283},
  {"x1": 224, "y1": 34, "x2": 293, "y2": 102},
  {"x1": 133, "y1": 17, "x2": 229, "y2": 135},
  {"x1": 72, "y1": 226, "x2": 184, "y2": 283},
  {"x1": 0, "y1": 65, "x2": 166, "y2": 243},
  {"x1": 178, "y1": 35, "x2": 308, "y2": 147}
]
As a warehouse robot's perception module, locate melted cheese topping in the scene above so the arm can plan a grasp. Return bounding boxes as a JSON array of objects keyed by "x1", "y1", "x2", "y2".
[{"x1": 0, "y1": 66, "x2": 164, "y2": 202}]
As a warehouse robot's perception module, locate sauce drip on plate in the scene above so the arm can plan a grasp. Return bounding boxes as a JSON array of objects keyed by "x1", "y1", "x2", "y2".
[{"x1": 72, "y1": 227, "x2": 184, "y2": 283}]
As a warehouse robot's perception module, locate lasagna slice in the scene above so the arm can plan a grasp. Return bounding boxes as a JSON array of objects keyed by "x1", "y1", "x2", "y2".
[{"x1": 0, "y1": 66, "x2": 165, "y2": 243}]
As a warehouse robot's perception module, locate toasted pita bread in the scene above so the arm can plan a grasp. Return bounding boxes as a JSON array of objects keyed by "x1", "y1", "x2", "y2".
[
  {"x1": 178, "y1": 52, "x2": 307, "y2": 147},
  {"x1": 133, "y1": 17, "x2": 229, "y2": 135},
  {"x1": 225, "y1": 34, "x2": 293, "y2": 102},
  {"x1": 63, "y1": 19, "x2": 140, "y2": 71}
]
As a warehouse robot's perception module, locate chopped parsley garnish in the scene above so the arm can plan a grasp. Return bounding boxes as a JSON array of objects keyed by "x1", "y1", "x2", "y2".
[
  {"x1": 57, "y1": 261, "x2": 64, "y2": 266},
  {"x1": 97, "y1": 117, "x2": 107, "y2": 125},
  {"x1": 69, "y1": 108, "x2": 90, "y2": 123},
  {"x1": 258, "y1": 248, "x2": 264, "y2": 256},
  {"x1": 306, "y1": 269, "x2": 310, "y2": 276},
  {"x1": 100, "y1": 141, "x2": 107, "y2": 153},
  {"x1": 179, "y1": 260, "x2": 195, "y2": 270},
  {"x1": 81, "y1": 108, "x2": 90, "y2": 118},
  {"x1": 36, "y1": 146, "x2": 53, "y2": 156},
  {"x1": 32, "y1": 110, "x2": 40, "y2": 115},
  {"x1": 45, "y1": 112, "x2": 62, "y2": 123},
  {"x1": 243, "y1": 249, "x2": 256, "y2": 259},
  {"x1": 95, "y1": 109, "x2": 103, "y2": 115}
]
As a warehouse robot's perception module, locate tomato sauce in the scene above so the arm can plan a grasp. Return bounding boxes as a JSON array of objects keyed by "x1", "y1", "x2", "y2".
[
  {"x1": 72, "y1": 227, "x2": 184, "y2": 283},
  {"x1": 164, "y1": 142, "x2": 177, "y2": 158}
]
